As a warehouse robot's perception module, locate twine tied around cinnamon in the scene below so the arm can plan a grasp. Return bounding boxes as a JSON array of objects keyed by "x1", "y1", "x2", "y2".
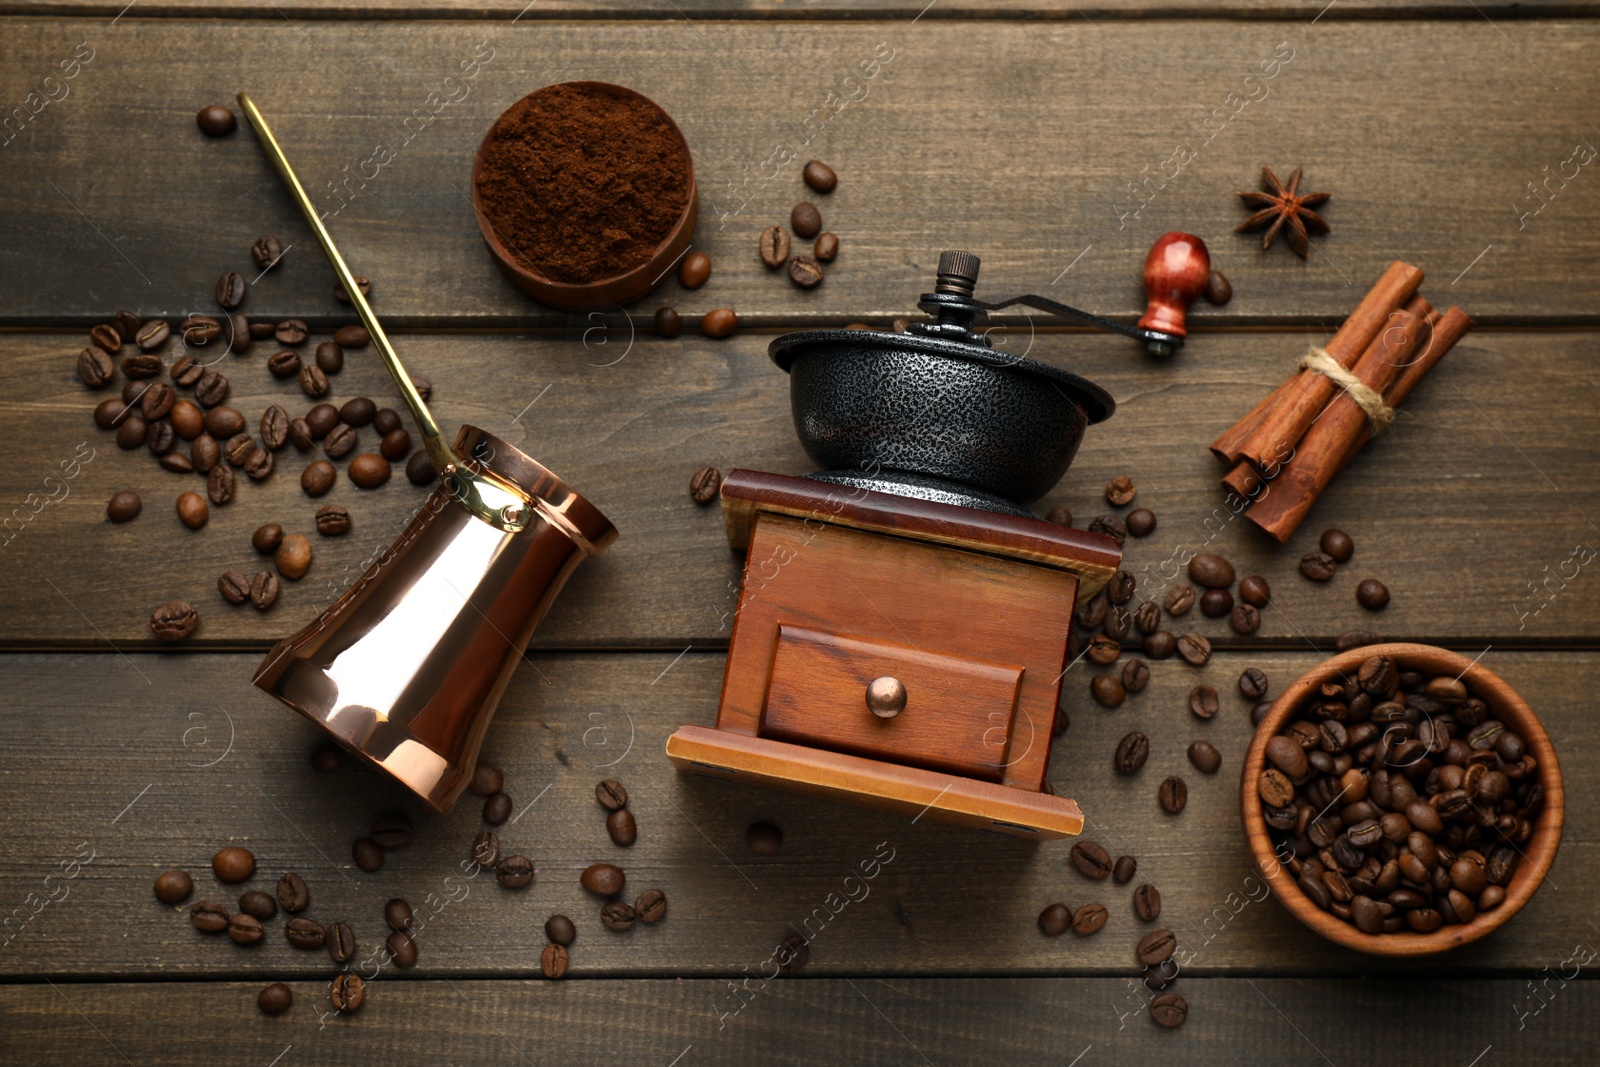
[{"x1": 1298, "y1": 347, "x2": 1396, "y2": 434}]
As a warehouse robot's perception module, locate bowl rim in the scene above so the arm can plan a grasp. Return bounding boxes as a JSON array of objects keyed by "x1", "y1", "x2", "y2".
[
  {"x1": 1239, "y1": 642, "x2": 1564, "y2": 956},
  {"x1": 469, "y1": 80, "x2": 697, "y2": 310}
]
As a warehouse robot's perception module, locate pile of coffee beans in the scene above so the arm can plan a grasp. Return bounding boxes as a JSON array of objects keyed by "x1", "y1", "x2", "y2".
[{"x1": 1256, "y1": 654, "x2": 1542, "y2": 935}]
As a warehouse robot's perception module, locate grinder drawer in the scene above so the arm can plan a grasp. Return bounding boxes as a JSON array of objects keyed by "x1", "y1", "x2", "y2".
[{"x1": 759, "y1": 624, "x2": 1023, "y2": 781}]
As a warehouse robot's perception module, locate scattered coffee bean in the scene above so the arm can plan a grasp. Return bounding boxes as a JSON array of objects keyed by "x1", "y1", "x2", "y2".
[
  {"x1": 379, "y1": 428, "x2": 410, "y2": 462},
  {"x1": 78, "y1": 346, "x2": 115, "y2": 388},
  {"x1": 1230, "y1": 603, "x2": 1262, "y2": 635},
  {"x1": 1188, "y1": 740, "x2": 1222, "y2": 774},
  {"x1": 1301, "y1": 551, "x2": 1338, "y2": 581},
  {"x1": 483, "y1": 792, "x2": 512, "y2": 825},
  {"x1": 154, "y1": 869, "x2": 193, "y2": 904},
  {"x1": 497, "y1": 855, "x2": 535, "y2": 889},
  {"x1": 333, "y1": 325, "x2": 370, "y2": 348},
  {"x1": 1143, "y1": 630, "x2": 1177, "y2": 659},
  {"x1": 323, "y1": 424, "x2": 357, "y2": 459},
  {"x1": 601, "y1": 901, "x2": 637, "y2": 931},
  {"x1": 192, "y1": 434, "x2": 220, "y2": 472},
  {"x1": 1122, "y1": 657, "x2": 1150, "y2": 693},
  {"x1": 1070, "y1": 840, "x2": 1113, "y2": 880},
  {"x1": 649, "y1": 305, "x2": 683, "y2": 338},
  {"x1": 1133, "y1": 883, "x2": 1162, "y2": 922},
  {"x1": 1176, "y1": 632, "x2": 1211, "y2": 666},
  {"x1": 581, "y1": 863, "x2": 625, "y2": 897},
  {"x1": 276, "y1": 319, "x2": 309, "y2": 346},
  {"x1": 325, "y1": 920, "x2": 357, "y2": 963},
  {"x1": 369, "y1": 815, "x2": 412, "y2": 850},
  {"x1": 243, "y1": 446, "x2": 274, "y2": 482},
  {"x1": 1071, "y1": 903, "x2": 1108, "y2": 935},
  {"x1": 224, "y1": 433, "x2": 254, "y2": 467},
  {"x1": 1045, "y1": 506, "x2": 1072, "y2": 527},
  {"x1": 1038, "y1": 902, "x2": 1071, "y2": 937},
  {"x1": 1188, "y1": 553, "x2": 1235, "y2": 589},
  {"x1": 679, "y1": 251, "x2": 712, "y2": 289},
  {"x1": 1158, "y1": 776, "x2": 1187, "y2": 813},
  {"x1": 1238, "y1": 575, "x2": 1271, "y2": 608},
  {"x1": 1105, "y1": 475, "x2": 1136, "y2": 506},
  {"x1": 1143, "y1": 960, "x2": 1179, "y2": 992},
  {"x1": 1133, "y1": 601, "x2": 1162, "y2": 635},
  {"x1": 802, "y1": 160, "x2": 837, "y2": 193},
  {"x1": 170, "y1": 400, "x2": 204, "y2": 439},
  {"x1": 315, "y1": 504, "x2": 351, "y2": 537},
  {"x1": 277, "y1": 873, "x2": 309, "y2": 913},
  {"x1": 788, "y1": 254, "x2": 825, "y2": 288},
  {"x1": 1136, "y1": 928, "x2": 1177, "y2": 965},
  {"x1": 329, "y1": 973, "x2": 364, "y2": 1013},
  {"x1": 150, "y1": 599, "x2": 198, "y2": 642},
  {"x1": 251, "y1": 235, "x2": 282, "y2": 270},
  {"x1": 1150, "y1": 993, "x2": 1188, "y2": 1028},
  {"x1": 258, "y1": 983, "x2": 292, "y2": 1015},
  {"x1": 94, "y1": 396, "x2": 131, "y2": 429},
  {"x1": 135, "y1": 319, "x2": 171, "y2": 352},
  {"x1": 1357, "y1": 578, "x2": 1390, "y2": 610},
  {"x1": 299, "y1": 365, "x2": 330, "y2": 399},
  {"x1": 1163, "y1": 584, "x2": 1196, "y2": 616},
  {"x1": 267, "y1": 350, "x2": 302, "y2": 379},
  {"x1": 1337, "y1": 629, "x2": 1381, "y2": 651},
  {"x1": 700, "y1": 308, "x2": 739, "y2": 339},
  {"x1": 1087, "y1": 514, "x2": 1126, "y2": 545},
  {"x1": 1204, "y1": 270, "x2": 1233, "y2": 305},
  {"x1": 546, "y1": 914, "x2": 577, "y2": 946},
  {"x1": 814, "y1": 232, "x2": 839, "y2": 262},
  {"x1": 636, "y1": 888, "x2": 667, "y2": 923},
  {"x1": 334, "y1": 276, "x2": 371, "y2": 303},
  {"x1": 385, "y1": 898, "x2": 413, "y2": 932},
  {"x1": 1125, "y1": 508, "x2": 1157, "y2": 537},
  {"x1": 690, "y1": 465, "x2": 722, "y2": 504},
  {"x1": 239, "y1": 890, "x2": 277, "y2": 921},
  {"x1": 791, "y1": 202, "x2": 822, "y2": 238},
  {"x1": 196, "y1": 105, "x2": 235, "y2": 136},
  {"x1": 1113, "y1": 855, "x2": 1138, "y2": 884},
  {"x1": 194, "y1": 371, "x2": 229, "y2": 408},
  {"x1": 406, "y1": 450, "x2": 438, "y2": 486},
  {"x1": 470, "y1": 764, "x2": 504, "y2": 796},
  {"x1": 1189, "y1": 685, "x2": 1219, "y2": 720},
  {"x1": 213, "y1": 846, "x2": 255, "y2": 883},
  {"x1": 107, "y1": 491, "x2": 142, "y2": 523},
  {"x1": 301, "y1": 460, "x2": 336, "y2": 496},
  {"x1": 352, "y1": 837, "x2": 384, "y2": 872},
  {"x1": 1090, "y1": 674, "x2": 1126, "y2": 708},
  {"x1": 778, "y1": 933, "x2": 810, "y2": 973},
  {"x1": 190, "y1": 900, "x2": 229, "y2": 933},
  {"x1": 541, "y1": 942, "x2": 569, "y2": 978},
  {"x1": 606, "y1": 808, "x2": 638, "y2": 847},
  {"x1": 1114, "y1": 732, "x2": 1149, "y2": 776},
  {"x1": 218, "y1": 570, "x2": 250, "y2": 605},
  {"x1": 285, "y1": 917, "x2": 324, "y2": 949},
  {"x1": 216, "y1": 271, "x2": 247, "y2": 310},
  {"x1": 146, "y1": 420, "x2": 177, "y2": 456},
  {"x1": 1200, "y1": 588, "x2": 1234, "y2": 618},
  {"x1": 472, "y1": 831, "x2": 500, "y2": 869},
  {"x1": 205, "y1": 406, "x2": 245, "y2": 438},
  {"x1": 1320, "y1": 528, "x2": 1355, "y2": 562},
  {"x1": 1239, "y1": 668, "x2": 1269, "y2": 701},
  {"x1": 260, "y1": 405, "x2": 290, "y2": 451},
  {"x1": 227, "y1": 313, "x2": 250, "y2": 354},
  {"x1": 248, "y1": 321, "x2": 275, "y2": 340},
  {"x1": 387, "y1": 929, "x2": 417, "y2": 968}
]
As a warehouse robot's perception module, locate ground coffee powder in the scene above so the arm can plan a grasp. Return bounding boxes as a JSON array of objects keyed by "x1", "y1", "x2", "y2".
[{"x1": 476, "y1": 83, "x2": 690, "y2": 285}]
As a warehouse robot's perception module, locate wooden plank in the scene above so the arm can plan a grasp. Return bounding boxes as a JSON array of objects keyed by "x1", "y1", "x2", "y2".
[
  {"x1": 2, "y1": 330, "x2": 1596, "y2": 648},
  {"x1": 4, "y1": 19, "x2": 1599, "y2": 326},
  {"x1": 2, "y1": 976, "x2": 1596, "y2": 1065},
  {"x1": 0, "y1": 650, "x2": 1591, "y2": 979}
]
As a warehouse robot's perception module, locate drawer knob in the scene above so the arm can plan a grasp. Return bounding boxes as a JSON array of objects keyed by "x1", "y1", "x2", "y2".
[{"x1": 865, "y1": 676, "x2": 907, "y2": 719}]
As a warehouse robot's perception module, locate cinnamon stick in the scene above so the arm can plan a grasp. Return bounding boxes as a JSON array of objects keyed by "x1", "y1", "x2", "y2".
[
  {"x1": 1244, "y1": 307, "x2": 1472, "y2": 541},
  {"x1": 1225, "y1": 261, "x2": 1425, "y2": 469}
]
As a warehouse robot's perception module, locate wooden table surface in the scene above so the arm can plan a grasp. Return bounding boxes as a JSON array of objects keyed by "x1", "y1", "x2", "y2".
[{"x1": 3, "y1": 4, "x2": 1598, "y2": 1064}]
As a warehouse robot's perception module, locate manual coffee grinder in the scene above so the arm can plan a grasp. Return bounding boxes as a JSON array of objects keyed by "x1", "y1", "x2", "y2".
[{"x1": 666, "y1": 238, "x2": 1209, "y2": 838}]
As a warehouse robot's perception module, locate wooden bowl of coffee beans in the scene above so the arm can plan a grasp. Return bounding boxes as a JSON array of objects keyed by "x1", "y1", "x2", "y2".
[{"x1": 1241, "y1": 643, "x2": 1562, "y2": 955}]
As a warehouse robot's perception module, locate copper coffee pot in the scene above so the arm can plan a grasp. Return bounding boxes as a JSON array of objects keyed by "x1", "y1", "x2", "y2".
[{"x1": 237, "y1": 93, "x2": 617, "y2": 812}]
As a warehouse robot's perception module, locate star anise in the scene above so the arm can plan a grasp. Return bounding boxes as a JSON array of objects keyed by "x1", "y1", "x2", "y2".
[{"x1": 1235, "y1": 166, "x2": 1330, "y2": 257}]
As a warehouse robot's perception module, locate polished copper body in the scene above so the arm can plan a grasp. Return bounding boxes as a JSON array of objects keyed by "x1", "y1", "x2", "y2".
[{"x1": 254, "y1": 426, "x2": 616, "y2": 812}]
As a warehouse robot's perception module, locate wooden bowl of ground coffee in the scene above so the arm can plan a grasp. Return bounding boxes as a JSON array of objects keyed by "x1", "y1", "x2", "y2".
[
  {"x1": 1242, "y1": 643, "x2": 1563, "y2": 956},
  {"x1": 472, "y1": 82, "x2": 697, "y2": 311}
]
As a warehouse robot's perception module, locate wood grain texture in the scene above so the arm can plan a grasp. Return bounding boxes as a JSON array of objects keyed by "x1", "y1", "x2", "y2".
[
  {"x1": 3, "y1": 977, "x2": 1597, "y2": 1065},
  {"x1": 4, "y1": 19, "x2": 1599, "y2": 326},
  {"x1": 2, "y1": 330, "x2": 1596, "y2": 649},
  {"x1": 0, "y1": 650, "x2": 1591, "y2": 979}
]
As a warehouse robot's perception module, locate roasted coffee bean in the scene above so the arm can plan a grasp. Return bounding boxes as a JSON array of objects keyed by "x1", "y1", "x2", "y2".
[
  {"x1": 107, "y1": 491, "x2": 142, "y2": 523},
  {"x1": 146, "y1": 419, "x2": 177, "y2": 456},
  {"x1": 787, "y1": 254, "x2": 825, "y2": 288},
  {"x1": 196, "y1": 104, "x2": 235, "y2": 135},
  {"x1": 302, "y1": 461, "x2": 336, "y2": 496},
  {"x1": 261, "y1": 405, "x2": 290, "y2": 450},
  {"x1": 497, "y1": 854, "x2": 535, "y2": 889},
  {"x1": 239, "y1": 890, "x2": 277, "y2": 921},
  {"x1": 227, "y1": 313, "x2": 250, "y2": 354},
  {"x1": 1133, "y1": 883, "x2": 1162, "y2": 922},
  {"x1": 380, "y1": 428, "x2": 411, "y2": 461},
  {"x1": 204, "y1": 405, "x2": 245, "y2": 438},
  {"x1": 170, "y1": 399, "x2": 204, "y2": 439},
  {"x1": 1113, "y1": 855, "x2": 1138, "y2": 884},
  {"x1": 1090, "y1": 674, "x2": 1126, "y2": 708},
  {"x1": 248, "y1": 320, "x2": 275, "y2": 339},
  {"x1": 1159, "y1": 776, "x2": 1188, "y2": 814},
  {"x1": 206, "y1": 463, "x2": 235, "y2": 505},
  {"x1": 1163, "y1": 584, "x2": 1195, "y2": 616},
  {"x1": 655, "y1": 307, "x2": 682, "y2": 337},
  {"x1": 1150, "y1": 993, "x2": 1188, "y2": 1028},
  {"x1": 1038, "y1": 902, "x2": 1071, "y2": 937},
  {"x1": 329, "y1": 973, "x2": 364, "y2": 1013},
  {"x1": 191, "y1": 433, "x2": 220, "y2": 472},
  {"x1": 1144, "y1": 630, "x2": 1177, "y2": 659},
  {"x1": 606, "y1": 808, "x2": 638, "y2": 847},
  {"x1": 636, "y1": 888, "x2": 668, "y2": 924},
  {"x1": 1070, "y1": 840, "x2": 1113, "y2": 880},
  {"x1": 1086, "y1": 635, "x2": 1120, "y2": 666},
  {"x1": 367, "y1": 815, "x2": 411, "y2": 850},
  {"x1": 243, "y1": 446, "x2": 274, "y2": 482},
  {"x1": 1337, "y1": 629, "x2": 1381, "y2": 652},
  {"x1": 1176, "y1": 632, "x2": 1211, "y2": 666},
  {"x1": 472, "y1": 831, "x2": 500, "y2": 869},
  {"x1": 267, "y1": 350, "x2": 302, "y2": 378},
  {"x1": 183, "y1": 315, "x2": 224, "y2": 346},
  {"x1": 540, "y1": 942, "x2": 569, "y2": 978},
  {"x1": 1300, "y1": 551, "x2": 1338, "y2": 582},
  {"x1": 89, "y1": 323, "x2": 123, "y2": 353},
  {"x1": 1230, "y1": 602, "x2": 1262, "y2": 635},
  {"x1": 285, "y1": 917, "x2": 324, "y2": 949},
  {"x1": 94, "y1": 396, "x2": 131, "y2": 429},
  {"x1": 288, "y1": 419, "x2": 313, "y2": 451},
  {"x1": 1238, "y1": 575, "x2": 1271, "y2": 607},
  {"x1": 1188, "y1": 740, "x2": 1222, "y2": 774},
  {"x1": 315, "y1": 504, "x2": 351, "y2": 537},
  {"x1": 1265, "y1": 735, "x2": 1308, "y2": 777},
  {"x1": 154, "y1": 869, "x2": 193, "y2": 904},
  {"x1": 1188, "y1": 553, "x2": 1235, "y2": 589},
  {"x1": 324, "y1": 920, "x2": 356, "y2": 963},
  {"x1": 136, "y1": 319, "x2": 171, "y2": 352},
  {"x1": 324, "y1": 423, "x2": 357, "y2": 458},
  {"x1": 407, "y1": 450, "x2": 437, "y2": 486},
  {"x1": 1045, "y1": 506, "x2": 1072, "y2": 527},
  {"x1": 1124, "y1": 507, "x2": 1157, "y2": 537},
  {"x1": 1200, "y1": 588, "x2": 1234, "y2": 618},
  {"x1": 371, "y1": 408, "x2": 402, "y2": 435},
  {"x1": 78, "y1": 345, "x2": 116, "y2": 388},
  {"x1": 1136, "y1": 928, "x2": 1177, "y2": 965},
  {"x1": 216, "y1": 271, "x2": 247, "y2": 309},
  {"x1": 1105, "y1": 475, "x2": 1136, "y2": 506},
  {"x1": 213, "y1": 846, "x2": 255, "y2": 883},
  {"x1": 1239, "y1": 668, "x2": 1270, "y2": 701},
  {"x1": 690, "y1": 465, "x2": 722, "y2": 504},
  {"x1": 1204, "y1": 269, "x2": 1234, "y2": 305},
  {"x1": 791, "y1": 201, "x2": 822, "y2": 238},
  {"x1": 1143, "y1": 960, "x2": 1179, "y2": 992},
  {"x1": 276, "y1": 319, "x2": 309, "y2": 346},
  {"x1": 1087, "y1": 514, "x2": 1126, "y2": 545},
  {"x1": 1106, "y1": 569, "x2": 1136, "y2": 605},
  {"x1": 1070, "y1": 903, "x2": 1108, "y2": 935},
  {"x1": 589, "y1": 779, "x2": 628, "y2": 812},
  {"x1": 123, "y1": 353, "x2": 164, "y2": 381},
  {"x1": 218, "y1": 569, "x2": 250, "y2": 604},
  {"x1": 679, "y1": 251, "x2": 712, "y2": 289},
  {"x1": 251, "y1": 235, "x2": 283, "y2": 271},
  {"x1": 802, "y1": 159, "x2": 837, "y2": 193},
  {"x1": 334, "y1": 276, "x2": 372, "y2": 303},
  {"x1": 224, "y1": 432, "x2": 254, "y2": 467},
  {"x1": 1259, "y1": 769, "x2": 1295, "y2": 807},
  {"x1": 1357, "y1": 579, "x2": 1390, "y2": 610},
  {"x1": 352, "y1": 837, "x2": 384, "y2": 872},
  {"x1": 339, "y1": 397, "x2": 376, "y2": 428},
  {"x1": 483, "y1": 792, "x2": 512, "y2": 825},
  {"x1": 191, "y1": 901, "x2": 229, "y2": 933},
  {"x1": 814, "y1": 232, "x2": 839, "y2": 262},
  {"x1": 1134, "y1": 601, "x2": 1162, "y2": 635},
  {"x1": 305, "y1": 404, "x2": 340, "y2": 438},
  {"x1": 387, "y1": 929, "x2": 417, "y2": 968},
  {"x1": 111, "y1": 309, "x2": 141, "y2": 343},
  {"x1": 382, "y1": 898, "x2": 414, "y2": 934},
  {"x1": 582, "y1": 863, "x2": 625, "y2": 897},
  {"x1": 1114, "y1": 732, "x2": 1149, "y2": 775},
  {"x1": 348, "y1": 452, "x2": 391, "y2": 488},
  {"x1": 299, "y1": 365, "x2": 329, "y2": 398},
  {"x1": 334, "y1": 325, "x2": 370, "y2": 348},
  {"x1": 177, "y1": 491, "x2": 210, "y2": 529},
  {"x1": 1077, "y1": 592, "x2": 1109, "y2": 631},
  {"x1": 1122, "y1": 657, "x2": 1150, "y2": 693},
  {"x1": 700, "y1": 308, "x2": 739, "y2": 338},
  {"x1": 1321, "y1": 528, "x2": 1355, "y2": 562},
  {"x1": 276, "y1": 873, "x2": 309, "y2": 913},
  {"x1": 545, "y1": 914, "x2": 577, "y2": 947},
  {"x1": 470, "y1": 764, "x2": 504, "y2": 796},
  {"x1": 258, "y1": 983, "x2": 292, "y2": 1015},
  {"x1": 116, "y1": 416, "x2": 149, "y2": 450},
  {"x1": 601, "y1": 901, "x2": 637, "y2": 931}
]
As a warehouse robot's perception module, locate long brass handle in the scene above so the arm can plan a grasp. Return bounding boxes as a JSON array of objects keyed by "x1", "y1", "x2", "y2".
[{"x1": 235, "y1": 91, "x2": 531, "y2": 533}]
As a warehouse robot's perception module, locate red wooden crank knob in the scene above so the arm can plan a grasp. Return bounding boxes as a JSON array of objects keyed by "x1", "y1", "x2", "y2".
[{"x1": 1137, "y1": 232, "x2": 1211, "y2": 343}]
